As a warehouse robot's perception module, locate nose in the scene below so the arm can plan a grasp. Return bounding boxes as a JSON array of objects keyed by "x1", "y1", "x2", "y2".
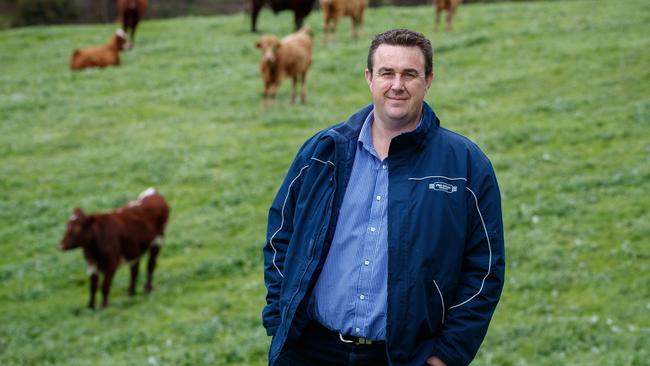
[
  {"x1": 390, "y1": 74, "x2": 405, "y2": 91},
  {"x1": 263, "y1": 50, "x2": 275, "y2": 64}
]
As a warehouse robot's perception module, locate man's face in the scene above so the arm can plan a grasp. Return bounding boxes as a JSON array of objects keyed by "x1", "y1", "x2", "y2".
[{"x1": 365, "y1": 44, "x2": 433, "y2": 128}]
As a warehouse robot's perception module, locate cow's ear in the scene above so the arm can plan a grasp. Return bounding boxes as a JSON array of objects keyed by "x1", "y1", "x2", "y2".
[
  {"x1": 81, "y1": 215, "x2": 94, "y2": 229},
  {"x1": 73, "y1": 207, "x2": 85, "y2": 218},
  {"x1": 255, "y1": 41, "x2": 262, "y2": 49}
]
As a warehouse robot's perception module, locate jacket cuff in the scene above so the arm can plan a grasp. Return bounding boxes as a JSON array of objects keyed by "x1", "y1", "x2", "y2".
[
  {"x1": 431, "y1": 341, "x2": 464, "y2": 366},
  {"x1": 265, "y1": 325, "x2": 279, "y2": 337}
]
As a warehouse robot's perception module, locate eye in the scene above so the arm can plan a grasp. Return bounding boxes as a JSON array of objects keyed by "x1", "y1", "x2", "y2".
[{"x1": 403, "y1": 71, "x2": 418, "y2": 80}]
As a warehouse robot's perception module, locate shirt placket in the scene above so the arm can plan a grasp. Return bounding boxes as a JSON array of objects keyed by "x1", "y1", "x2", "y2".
[{"x1": 353, "y1": 158, "x2": 388, "y2": 336}]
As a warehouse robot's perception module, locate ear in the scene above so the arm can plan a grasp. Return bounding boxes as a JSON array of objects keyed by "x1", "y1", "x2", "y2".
[
  {"x1": 426, "y1": 71, "x2": 434, "y2": 87},
  {"x1": 365, "y1": 68, "x2": 373, "y2": 87},
  {"x1": 73, "y1": 207, "x2": 85, "y2": 218},
  {"x1": 255, "y1": 41, "x2": 262, "y2": 49}
]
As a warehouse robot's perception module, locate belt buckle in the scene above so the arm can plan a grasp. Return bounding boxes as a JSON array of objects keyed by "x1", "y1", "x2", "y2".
[
  {"x1": 356, "y1": 337, "x2": 373, "y2": 345},
  {"x1": 339, "y1": 333, "x2": 373, "y2": 345}
]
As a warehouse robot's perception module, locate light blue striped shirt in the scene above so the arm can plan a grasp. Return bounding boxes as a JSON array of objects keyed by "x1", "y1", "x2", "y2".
[{"x1": 309, "y1": 110, "x2": 390, "y2": 340}]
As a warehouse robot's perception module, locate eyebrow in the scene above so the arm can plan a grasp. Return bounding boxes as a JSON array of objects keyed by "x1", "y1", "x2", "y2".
[{"x1": 377, "y1": 67, "x2": 420, "y2": 74}]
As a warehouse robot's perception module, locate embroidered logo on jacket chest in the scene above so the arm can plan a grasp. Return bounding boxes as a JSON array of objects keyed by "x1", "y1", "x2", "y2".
[{"x1": 429, "y1": 182, "x2": 457, "y2": 193}]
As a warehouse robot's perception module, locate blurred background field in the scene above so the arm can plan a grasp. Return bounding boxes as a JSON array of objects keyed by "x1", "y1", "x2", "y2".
[{"x1": 1, "y1": 0, "x2": 649, "y2": 365}]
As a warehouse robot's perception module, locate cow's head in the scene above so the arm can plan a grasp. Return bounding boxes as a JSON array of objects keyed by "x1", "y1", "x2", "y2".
[
  {"x1": 115, "y1": 29, "x2": 130, "y2": 50},
  {"x1": 60, "y1": 208, "x2": 93, "y2": 250},
  {"x1": 255, "y1": 35, "x2": 281, "y2": 65}
]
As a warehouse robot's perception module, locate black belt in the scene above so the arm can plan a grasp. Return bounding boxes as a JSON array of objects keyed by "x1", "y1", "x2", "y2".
[{"x1": 306, "y1": 321, "x2": 386, "y2": 347}]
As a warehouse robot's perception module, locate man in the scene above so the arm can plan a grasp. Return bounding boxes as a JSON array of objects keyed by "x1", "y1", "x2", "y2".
[{"x1": 262, "y1": 28, "x2": 505, "y2": 366}]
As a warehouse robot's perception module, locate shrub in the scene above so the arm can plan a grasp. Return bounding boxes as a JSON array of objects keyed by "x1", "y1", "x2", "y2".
[{"x1": 13, "y1": 0, "x2": 78, "y2": 27}]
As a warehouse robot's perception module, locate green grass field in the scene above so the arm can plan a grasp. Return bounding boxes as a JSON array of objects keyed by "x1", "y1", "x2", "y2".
[{"x1": 1, "y1": 0, "x2": 649, "y2": 365}]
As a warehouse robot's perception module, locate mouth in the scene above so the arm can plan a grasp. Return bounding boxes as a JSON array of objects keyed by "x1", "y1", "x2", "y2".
[{"x1": 386, "y1": 95, "x2": 409, "y2": 101}]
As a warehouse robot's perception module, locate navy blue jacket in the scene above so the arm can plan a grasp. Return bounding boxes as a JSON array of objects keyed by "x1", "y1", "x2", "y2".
[{"x1": 263, "y1": 103, "x2": 505, "y2": 366}]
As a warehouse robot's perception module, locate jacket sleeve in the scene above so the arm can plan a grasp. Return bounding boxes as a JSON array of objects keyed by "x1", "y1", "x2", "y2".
[
  {"x1": 432, "y1": 158, "x2": 506, "y2": 366},
  {"x1": 261, "y1": 147, "x2": 310, "y2": 337}
]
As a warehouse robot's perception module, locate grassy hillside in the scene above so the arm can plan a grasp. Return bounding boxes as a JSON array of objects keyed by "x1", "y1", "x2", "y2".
[{"x1": 1, "y1": 0, "x2": 648, "y2": 365}]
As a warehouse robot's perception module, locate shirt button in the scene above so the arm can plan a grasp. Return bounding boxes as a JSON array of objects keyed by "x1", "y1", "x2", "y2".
[
  {"x1": 382, "y1": 165, "x2": 387, "y2": 169},
  {"x1": 370, "y1": 227, "x2": 376, "y2": 232},
  {"x1": 364, "y1": 260, "x2": 370, "y2": 266},
  {"x1": 359, "y1": 294, "x2": 365, "y2": 300},
  {"x1": 376, "y1": 195, "x2": 381, "y2": 201}
]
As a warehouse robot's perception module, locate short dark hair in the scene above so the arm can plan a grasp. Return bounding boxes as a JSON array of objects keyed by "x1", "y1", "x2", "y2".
[{"x1": 367, "y1": 28, "x2": 433, "y2": 76}]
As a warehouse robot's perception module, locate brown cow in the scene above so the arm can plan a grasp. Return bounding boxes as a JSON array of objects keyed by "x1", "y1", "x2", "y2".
[
  {"x1": 434, "y1": 0, "x2": 462, "y2": 32},
  {"x1": 321, "y1": 0, "x2": 367, "y2": 42},
  {"x1": 251, "y1": 0, "x2": 317, "y2": 33},
  {"x1": 69, "y1": 29, "x2": 128, "y2": 71},
  {"x1": 60, "y1": 188, "x2": 169, "y2": 309},
  {"x1": 117, "y1": 0, "x2": 148, "y2": 48},
  {"x1": 256, "y1": 27, "x2": 313, "y2": 105}
]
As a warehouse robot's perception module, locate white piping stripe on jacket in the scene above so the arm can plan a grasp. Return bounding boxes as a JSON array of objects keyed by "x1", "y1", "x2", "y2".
[
  {"x1": 433, "y1": 280, "x2": 445, "y2": 324},
  {"x1": 269, "y1": 158, "x2": 335, "y2": 278},
  {"x1": 310, "y1": 157, "x2": 335, "y2": 166},
  {"x1": 269, "y1": 165, "x2": 309, "y2": 278},
  {"x1": 449, "y1": 186, "x2": 492, "y2": 309},
  {"x1": 408, "y1": 176, "x2": 468, "y2": 182}
]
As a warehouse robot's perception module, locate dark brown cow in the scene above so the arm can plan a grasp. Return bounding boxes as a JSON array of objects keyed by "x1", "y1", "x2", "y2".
[
  {"x1": 116, "y1": 0, "x2": 148, "y2": 48},
  {"x1": 251, "y1": 0, "x2": 317, "y2": 33},
  {"x1": 60, "y1": 188, "x2": 169, "y2": 309}
]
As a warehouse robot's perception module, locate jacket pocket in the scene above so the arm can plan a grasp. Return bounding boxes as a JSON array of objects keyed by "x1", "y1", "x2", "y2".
[{"x1": 432, "y1": 279, "x2": 446, "y2": 325}]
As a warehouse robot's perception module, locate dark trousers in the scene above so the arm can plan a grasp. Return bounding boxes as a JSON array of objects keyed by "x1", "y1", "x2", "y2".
[{"x1": 275, "y1": 322, "x2": 389, "y2": 366}]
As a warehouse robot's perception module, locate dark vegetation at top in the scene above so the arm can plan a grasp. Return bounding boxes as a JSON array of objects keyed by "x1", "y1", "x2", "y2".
[{"x1": 3, "y1": 0, "x2": 558, "y2": 28}]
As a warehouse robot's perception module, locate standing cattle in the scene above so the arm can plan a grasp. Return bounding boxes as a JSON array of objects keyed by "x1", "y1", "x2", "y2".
[
  {"x1": 256, "y1": 27, "x2": 313, "y2": 105},
  {"x1": 117, "y1": 0, "x2": 148, "y2": 48},
  {"x1": 251, "y1": 0, "x2": 317, "y2": 33},
  {"x1": 434, "y1": 0, "x2": 462, "y2": 31},
  {"x1": 320, "y1": 0, "x2": 367, "y2": 42},
  {"x1": 60, "y1": 188, "x2": 169, "y2": 309},
  {"x1": 69, "y1": 29, "x2": 129, "y2": 70}
]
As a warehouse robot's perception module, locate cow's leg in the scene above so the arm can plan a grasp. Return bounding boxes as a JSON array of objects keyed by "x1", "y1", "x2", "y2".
[
  {"x1": 266, "y1": 83, "x2": 279, "y2": 106},
  {"x1": 88, "y1": 273, "x2": 99, "y2": 309},
  {"x1": 290, "y1": 77, "x2": 297, "y2": 104},
  {"x1": 145, "y1": 242, "x2": 161, "y2": 293},
  {"x1": 251, "y1": 0, "x2": 263, "y2": 32},
  {"x1": 100, "y1": 265, "x2": 117, "y2": 308},
  {"x1": 323, "y1": 19, "x2": 331, "y2": 44},
  {"x1": 351, "y1": 15, "x2": 361, "y2": 39},
  {"x1": 434, "y1": 5, "x2": 442, "y2": 31},
  {"x1": 130, "y1": 21, "x2": 138, "y2": 45},
  {"x1": 129, "y1": 260, "x2": 139, "y2": 296},
  {"x1": 300, "y1": 73, "x2": 307, "y2": 104},
  {"x1": 447, "y1": 6, "x2": 457, "y2": 31},
  {"x1": 294, "y1": 13, "x2": 303, "y2": 31},
  {"x1": 327, "y1": 18, "x2": 339, "y2": 43}
]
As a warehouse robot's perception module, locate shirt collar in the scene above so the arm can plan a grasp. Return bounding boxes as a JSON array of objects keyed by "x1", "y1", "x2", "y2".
[{"x1": 358, "y1": 108, "x2": 425, "y2": 156}]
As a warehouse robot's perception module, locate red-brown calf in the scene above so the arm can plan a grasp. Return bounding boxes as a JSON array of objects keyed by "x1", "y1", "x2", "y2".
[
  {"x1": 69, "y1": 29, "x2": 128, "y2": 70},
  {"x1": 60, "y1": 188, "x2": 169, "y2": 309}
]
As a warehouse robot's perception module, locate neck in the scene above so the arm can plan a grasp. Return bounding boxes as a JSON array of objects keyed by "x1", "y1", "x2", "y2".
[{"x1": 371, "y1": 109, "x2": 422, "y2": 160}]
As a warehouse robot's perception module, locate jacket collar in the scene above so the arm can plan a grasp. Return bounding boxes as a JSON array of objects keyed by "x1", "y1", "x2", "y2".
[{"x1": 328, "y1": 102, "x2": 440, "y2": 150}]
